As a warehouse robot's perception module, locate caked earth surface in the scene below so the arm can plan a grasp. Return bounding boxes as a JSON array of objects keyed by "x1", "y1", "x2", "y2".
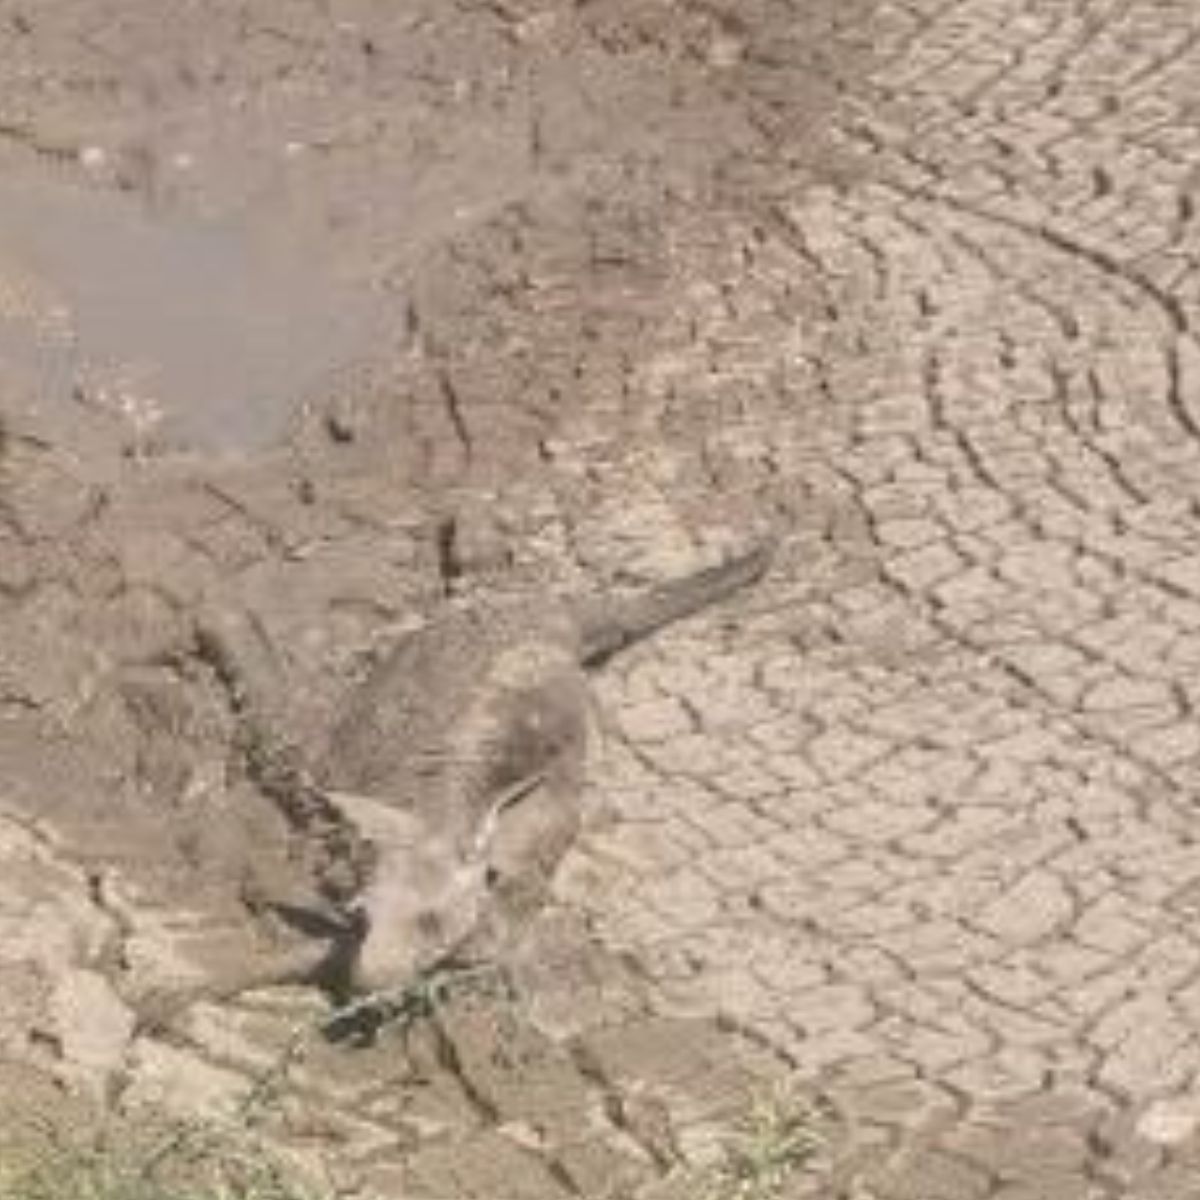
[{"x1": 3, "y1": 1, "x2": 1200, "y2": 1197}]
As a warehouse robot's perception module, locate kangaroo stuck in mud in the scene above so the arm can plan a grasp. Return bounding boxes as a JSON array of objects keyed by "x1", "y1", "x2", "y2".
[{"x1": 135, "y1": 540, "x2": 775, "y2": 1031}]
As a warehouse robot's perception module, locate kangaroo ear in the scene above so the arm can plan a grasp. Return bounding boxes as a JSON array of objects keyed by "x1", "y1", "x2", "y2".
[
  {"x1": 267, "y1": 899, "x2": 355, "y2": 939},
  {"x1": 467, "y1": 772, "x2": 546, "y2": 860},
  {"x1": 325, "y1": 790, "x2": 430, "y2": 847}
]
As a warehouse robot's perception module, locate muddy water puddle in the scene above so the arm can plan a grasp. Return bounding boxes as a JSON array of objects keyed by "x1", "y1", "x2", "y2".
[{"x1": 0, "y1": 176, "x2": 381, "y2": 451}]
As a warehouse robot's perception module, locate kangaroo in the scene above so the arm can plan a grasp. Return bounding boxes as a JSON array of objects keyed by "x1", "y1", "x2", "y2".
[{"x1": 135, "y1": 540, "x2": 774, "y2": 1032}]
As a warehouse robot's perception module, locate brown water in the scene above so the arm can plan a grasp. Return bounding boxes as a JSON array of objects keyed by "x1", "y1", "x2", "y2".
[{"x1": 0, "y1": 177, "x2": 381, "y2": 451}]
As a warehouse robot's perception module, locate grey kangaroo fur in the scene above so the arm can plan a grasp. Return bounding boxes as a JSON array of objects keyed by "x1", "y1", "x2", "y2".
[{"x1": 139, "y1": 539, "x2": 774, "y2": 1029}]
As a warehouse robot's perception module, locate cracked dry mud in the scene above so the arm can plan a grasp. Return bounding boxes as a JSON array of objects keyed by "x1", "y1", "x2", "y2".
[{"x1": 3, "y1": 0, "x2": 1200, "y2": 1197}]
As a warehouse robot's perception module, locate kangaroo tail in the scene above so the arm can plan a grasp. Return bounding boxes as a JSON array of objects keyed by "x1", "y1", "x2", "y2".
[{"x1": 576, "y1": 539, "x2": 775, "y2": 667}]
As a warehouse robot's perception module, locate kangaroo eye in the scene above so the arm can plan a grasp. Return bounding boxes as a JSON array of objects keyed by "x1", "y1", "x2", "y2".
[{"x1": 415, "y1": 911, "x2": 443, "y2": 939}]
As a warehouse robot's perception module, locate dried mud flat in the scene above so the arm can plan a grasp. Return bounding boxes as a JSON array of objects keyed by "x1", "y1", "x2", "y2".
[{"x1": 4, "y1": 1, "x2": 1200, "y2": 1197}]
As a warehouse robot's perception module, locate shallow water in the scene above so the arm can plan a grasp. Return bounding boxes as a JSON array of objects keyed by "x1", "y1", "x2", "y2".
[{"x1": 0, "y1": 177, "x2": 380, "y2": 451}]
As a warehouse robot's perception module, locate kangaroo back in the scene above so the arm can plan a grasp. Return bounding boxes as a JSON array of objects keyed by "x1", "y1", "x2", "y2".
[{"x1": 575, "y1": 540, "x2": 774, "y2": 667}]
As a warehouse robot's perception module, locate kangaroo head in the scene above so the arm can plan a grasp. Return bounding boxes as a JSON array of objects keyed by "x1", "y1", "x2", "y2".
[
  {"x1": 328, "y1": 786, "x2": 531, "y2": 994},
  {"x1": 349, "y1": 826, "x2": 490, "y2": 992}
]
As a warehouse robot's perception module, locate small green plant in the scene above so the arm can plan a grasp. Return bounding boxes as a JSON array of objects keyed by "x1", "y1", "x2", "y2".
[
  {"x1": 704, "y1": 1082, "x2": 828, "y2": 1200},
  {"x1": 320, "y1": 958, "x2": 509, "y2": 1044},
  {"x1": 0, "y1": 1111, "x2": 327, "y2": 1200}
]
